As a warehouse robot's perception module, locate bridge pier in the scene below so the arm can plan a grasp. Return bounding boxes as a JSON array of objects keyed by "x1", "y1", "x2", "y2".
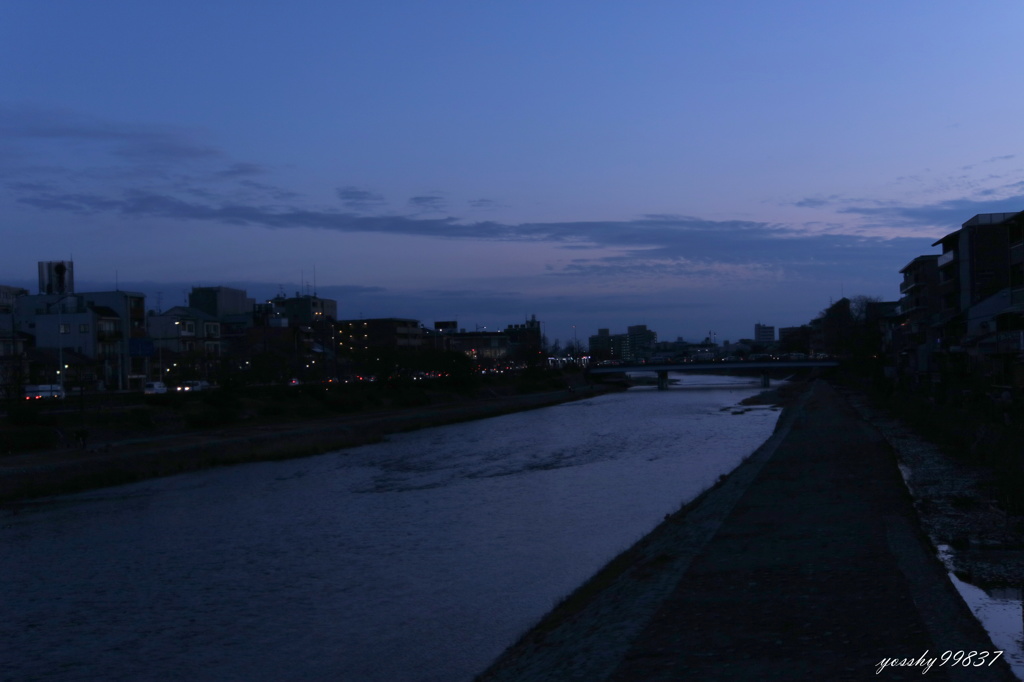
[
  {"x1": 760, "y1": 371, "x2": 770, "y2": 388},
  {"x1": 657, "y1": 370, "x2": 669, "y2": 390}
]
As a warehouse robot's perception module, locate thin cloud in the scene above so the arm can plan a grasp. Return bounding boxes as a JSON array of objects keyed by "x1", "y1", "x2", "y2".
[
  {"x1": 13, "y1": 183, "x2": 934, "y2": 271},
  {"x1": 0, "y1": 103, "x2": 981, "y2": 300},
  {"x1": 0, "y1": 104, "x2": 221, "y2": 163},
  {"x1": 336, "y1": 186, "x2": 387, "y2": 212},
  {"x1": 217, "y1": 162, "x2": 267, "y2": 178},
  {"x1": 408, "y1": 195, "x2": 448, "y2": 214},
  {"x1": 794, "y1": 196, "x2": 842, "y2": 208},
  {"x1": 468, "y1": 198, "x2": 508, "y2": 211},
  {"x1": 839, "y1": 195, "x2": 1024, "y2": 228},
  {"x1": 238, "y1": 180, "x2": 300, "y2": 202}
]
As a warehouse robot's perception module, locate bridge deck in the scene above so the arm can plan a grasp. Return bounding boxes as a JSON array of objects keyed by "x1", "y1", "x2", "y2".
[{"x1": 587, "y1": 361, "x2": 838, "y2": 374}]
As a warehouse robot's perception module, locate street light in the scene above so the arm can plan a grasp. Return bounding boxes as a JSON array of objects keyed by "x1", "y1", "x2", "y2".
[{"x1": 49, "y1": 294, "x2": 76, "y2": 391}]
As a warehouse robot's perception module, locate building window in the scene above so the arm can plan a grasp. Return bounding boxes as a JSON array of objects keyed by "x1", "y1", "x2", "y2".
[
  {"x1": 59, "y1": 323, "x2": 70, "y2": 334},
  {"x1": 79, "y1": 323, "x2": 89, "y2": 333}
]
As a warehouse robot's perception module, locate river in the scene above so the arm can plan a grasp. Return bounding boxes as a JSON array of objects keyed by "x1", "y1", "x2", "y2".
[{"x1": 2, "y1": 375, "x2": 781, "y2": 681}]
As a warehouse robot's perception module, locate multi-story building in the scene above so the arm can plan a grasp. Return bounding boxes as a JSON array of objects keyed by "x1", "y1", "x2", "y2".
[
  {"x1": 0, "y1": 286, "x2": 30, "y2": 394},
  {"x1": 588, "y1": 329, "x2": 614, "y2": 361},
  {"x1": 588, "y1": 325, "x2": 658, "y2": 362},
  {"x1": 895, "y1": 255, "x2": 941, "y2": 380},
  {"x1": 336, "y1": 318, "x2": 423, "y2": 354},
  {"x1": 13, "y1": 291, "x2": 147, "y2": 391},
  {"x1": 1007, "y1": 212, "x2": 1024, "y2": 310},
  {"x1": 148, "y1": 306, "x2": 223, "y2": 382},
  {"x1": 188, "y1": 286, "x2": 256, "y2": 357},
  {"x1": 932, "y1": 213, "x2": 1017, "y2": 335},
  {"x1": 449, "y1": 330, "x2": 510, "y2": 367},
  {"x1": 425, "y1": 321, "x2": 458, "y2": 352},
  {"x1": 892, "y1": 212, "x2": 1024, "y2": 388},
  {"x1": 267, "y1": 293, "x2": 337, "y2": 325},
  {"x1": 0, "y1": 285, "x2": 28, "y2": 313},
  {"x1": 777, "y1": 326, "x2": 811, "y2": 354},
  {"x1": 625, "y1": 324, "x2": 657, "y2": 362},
  {"x1": 504, "y1": 315, "x2": 544, "y2": 361},
  {"x1": 189, "y1": 286, "x2": 254, "y2": 318},
  {"x1": 5, "y1": 262, "x2": 149, "y2": 390},
  {"x1": 754, "y1": 323, "x2": 775, "y2": 345}
]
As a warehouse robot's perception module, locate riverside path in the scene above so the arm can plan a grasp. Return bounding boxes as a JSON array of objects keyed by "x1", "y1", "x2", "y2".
[{"x1": 478, "y1": 381, "x2": 1017, "y2": 682}]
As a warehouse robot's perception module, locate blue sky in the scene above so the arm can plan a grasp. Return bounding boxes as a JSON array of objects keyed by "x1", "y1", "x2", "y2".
[{"x1": 3, "y1": 1, "x2": 1023, "y2": 345}]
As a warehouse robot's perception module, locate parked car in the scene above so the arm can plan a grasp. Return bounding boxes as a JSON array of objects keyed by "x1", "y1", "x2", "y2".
[
  {"x1": 143, "y1": 381, "x2": 168, "y2": 395},
  {"x1": 176, "y1": 380, "x2": 210, "y2": 392},
  {"x1": 24, "y1": 384, "x2": 66, "y2": 400}
]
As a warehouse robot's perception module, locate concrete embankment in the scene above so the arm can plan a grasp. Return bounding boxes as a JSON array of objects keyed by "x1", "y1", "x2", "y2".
[
  {"x1": 0, "y1": 385, "x2": 612, "y2": 504},
  {"x1": 477, "y1": 380, "x2": 1016, "y2": 682}
]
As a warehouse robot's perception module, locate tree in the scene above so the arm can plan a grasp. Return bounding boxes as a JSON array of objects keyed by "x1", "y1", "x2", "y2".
[{"x1": 850, "y1": 295, "x2": 882, "y2": 323}]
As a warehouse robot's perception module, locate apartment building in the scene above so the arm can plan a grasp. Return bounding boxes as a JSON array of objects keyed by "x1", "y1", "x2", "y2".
[
  {"x1": 895, "y1": 255, "x2": 941, "y2": 380},
  {"x1": 148, "y1": 306, "x2": 223, "y2": 381},
  {"x1": 268, "y1": 294, "x2": 338, "y2": 325},
  {"x1": 336, "y1": 318, "x2": 423, "y2": 353},
  {"x1": 895, "y1": 212, "x2": 1024, "y2": 388},
  {"x1": 588, "y1": 325, "x2": 657, "y2": 363},
  {"x1": 754, "y1": 323, "x2": 775, "y2": 345}
]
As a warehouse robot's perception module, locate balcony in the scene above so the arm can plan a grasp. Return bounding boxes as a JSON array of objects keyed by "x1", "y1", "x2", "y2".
[
  {"x1": 937, "y1": 251, "x2": 955, "y2": 267},
  {"x1": 899, "y1": 279, "x2": 923, "y2": 294}
]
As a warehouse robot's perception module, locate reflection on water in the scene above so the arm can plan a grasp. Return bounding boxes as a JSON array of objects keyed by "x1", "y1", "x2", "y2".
[
  {"x1": 948, "y1": 575, "x2": 1024, "y2": 679},
  {"x1": 1, "y1": 375, "x2": 780, "y2": 682},
  {"x1": 938, "y1": 546, "x2": 1024, "y2": 680}
]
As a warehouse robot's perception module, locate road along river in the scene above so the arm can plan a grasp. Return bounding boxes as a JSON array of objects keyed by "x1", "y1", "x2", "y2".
[{"x1": 2, "y1": 375, "x2": 782, "y2": 682}]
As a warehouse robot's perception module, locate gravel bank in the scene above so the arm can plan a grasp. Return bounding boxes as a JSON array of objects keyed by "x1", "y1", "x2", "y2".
[
  {"x1": 476, "y1": 380, "x2": 1018, "y2": 681},
  {"x1": 838, "y1": 387, "x2": 1024, "y2": 587}
]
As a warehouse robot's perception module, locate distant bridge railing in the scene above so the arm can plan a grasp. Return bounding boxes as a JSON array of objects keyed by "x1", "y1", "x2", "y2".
[{"x1": 586, "y1": 360, "x2": 839, "y2": 390}]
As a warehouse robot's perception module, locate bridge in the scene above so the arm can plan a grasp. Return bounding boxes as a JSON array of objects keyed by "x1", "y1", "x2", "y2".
[{"x1": 586, "y1": 360, "x2": 839, "y2": 390}]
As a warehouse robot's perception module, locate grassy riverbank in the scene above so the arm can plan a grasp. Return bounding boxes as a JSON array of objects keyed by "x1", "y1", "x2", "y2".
[{"x1": 0, "y1": 374, "x2": 619, "y2": 504}]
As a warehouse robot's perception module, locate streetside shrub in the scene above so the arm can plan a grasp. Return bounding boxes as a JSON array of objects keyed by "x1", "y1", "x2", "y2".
[
  {"x1": 1, "y1": 425, "x2": 57, "y2": 452},
  {"x1": 6, "y1": 402, "x2": 41, "y2": 427},
  {"x1": 183, "y1": 407, "x2": 236, "y2": 429},
  {"x1": 129, "y1": 408, "x2": 155, "y2": 428},
  {"x1": 390, "y1": 388, "x2": 431, "y2": 409},
  {"x1": 516, "y1": 367, "x2": 564, "y2": 394},
  {"x1": 878, "y1": 386, "x2": 1024, "y2": 516},
  {"x1": 183, "y1": 393, "x2": 241, "y2": 428}
]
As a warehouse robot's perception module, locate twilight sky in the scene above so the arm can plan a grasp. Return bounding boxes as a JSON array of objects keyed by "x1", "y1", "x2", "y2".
[{"x1": 3, "y1": 2, "x2": 1023, "y2": 345}]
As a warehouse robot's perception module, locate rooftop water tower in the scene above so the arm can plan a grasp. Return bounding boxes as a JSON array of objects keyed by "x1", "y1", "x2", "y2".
[{"x1": 38, "y1": 260, "x2": 75, "y2": 295}]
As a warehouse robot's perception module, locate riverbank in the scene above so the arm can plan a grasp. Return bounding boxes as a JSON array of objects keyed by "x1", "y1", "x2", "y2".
[
  {"x1": 476, "y1": 379, "x2": 1020, "y2": 681},
  {"x1": 0, "y1": 382, "x2": 617, "y2": 504}
]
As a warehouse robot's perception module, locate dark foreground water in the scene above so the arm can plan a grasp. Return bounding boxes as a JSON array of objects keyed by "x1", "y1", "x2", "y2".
[{"x1": 2, "y1": 376, "x2": 781, "y2": 681}]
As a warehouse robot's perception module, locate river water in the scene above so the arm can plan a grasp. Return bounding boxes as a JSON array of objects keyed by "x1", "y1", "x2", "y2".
[{"x1": 2, "y1": 375, "x2": 781, "y2": 682}]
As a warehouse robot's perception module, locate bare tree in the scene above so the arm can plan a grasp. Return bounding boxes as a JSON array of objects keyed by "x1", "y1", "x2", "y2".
[{"x1": 850, "y1": 295, "x2": 882, "y2": 322}]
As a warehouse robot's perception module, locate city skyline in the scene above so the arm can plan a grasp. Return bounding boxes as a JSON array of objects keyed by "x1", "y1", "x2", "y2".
[{"x1": 3, "y1": 2, "x2": 1024, "y2": 343}]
